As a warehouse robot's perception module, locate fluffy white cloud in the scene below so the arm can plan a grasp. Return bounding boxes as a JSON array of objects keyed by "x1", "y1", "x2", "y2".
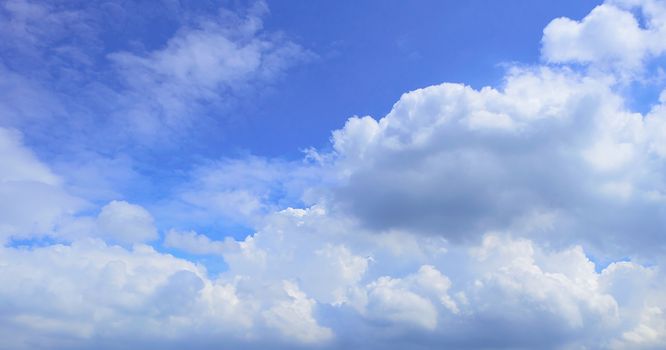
[
  {"x1": 0, "y1": 208, "x2": 359, "y2": 348},
  {"x1": 0, "y1": 240, "x2": 254, "y2": 349},
  {"x1": 3, "y1": 204, "x2": 666, "y2": 349},
  {"x1": 153, "y1": 203, "x2": 666, "y2": 348},
  {"x1": 326, "y1": 66, "x2": 666, "y2": 259},
  {"x1": 262, "y1": 281, "x2": 333, "y2": 344},
  {"x1": 358, "y1": 265, "x2": 457, "y2": 331},
  {"x1": 542, "y1": 0, "x2": 666, "y2": 76},
  {"x1": 543, "y1": 4, "x2": 647, "y2": 69},
  {"x1": 468, "y1": 236, "x2": 619, "y2": 335},
  {"x1": 95, "y1": 201, "x2": 158, "y2": 244}
]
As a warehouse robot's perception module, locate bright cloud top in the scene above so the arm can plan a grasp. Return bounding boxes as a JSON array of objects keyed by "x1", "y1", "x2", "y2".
[
  {"x1": 542, "y1": 0, "x2": 666, "y2": 76},
  {"x1": 2, "y1": 1, "x2": 666, "y2": 350}
]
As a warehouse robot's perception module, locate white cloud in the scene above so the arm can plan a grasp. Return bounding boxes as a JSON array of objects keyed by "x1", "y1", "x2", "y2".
[
  {"x1": 0, "y1": 128, "x2": 157, "y2": 243},
  {"x1": 154, "y1": 156, "x2": 326, "y2": 230},
  {"x1": 0, "y1": 239, "x2": 255, "y2": 349},
  {"x1": 220, "y1": 206, "x2": 371, "y2": 305},
  {"x1": 542, "y1": 4, "x2": 647, "y2": 69},
  {"x1": 95, "y1": 201, "x2": 158, "y2": 244},
  {"x1": 163, "y1": 229, "x2": 233, "y2": 256},
  {"x1": 0, "y1": 127, "x2": 85, "y2": 243},
  {"x1": 108, "y1": 3, "x2": 310, "y2": 138},
  {"x1": 358, "y1": 265, "x2": 457, "y2": 331},
  {"x1": 0, "y1": 131, "x2": 156, "y2": 246},
  {"x1": 542, "y1": 0, "x2": 666, "y2": 77},
  {"x1": 469, "y1": 235, "x2": 619, "y2": 331},
  {"x1": 365, "y1": 275, "x2": 439, "y2": 330},
  {"x1": 645, "y1": 91, "x2": 666, "y2": 157},
  {"x1": 325, "y1": 66, "x2": 666, "y2": 259},
  {"x1": 262, "y1": 281, "x2": 333, "y2": 344},
  {"x1": 2, "y1": 208, "x2": 666, "y2": 349},
  {"x1": 0, "y1": 128, "x2": 59, "y2": 185},
  {"x1": 0, "y1": 1, "x2": 310, "y2": 149}
]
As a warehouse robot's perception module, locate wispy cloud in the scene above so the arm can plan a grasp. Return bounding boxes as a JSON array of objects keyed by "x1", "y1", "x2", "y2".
[{"x1": 0, "y1": 0, "x2": 310, "y2": 149}]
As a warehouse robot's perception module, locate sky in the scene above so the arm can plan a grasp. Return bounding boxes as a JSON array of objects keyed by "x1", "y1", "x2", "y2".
[{"x1": 3, "y1": 0, "x2": 666, "y2": 349}]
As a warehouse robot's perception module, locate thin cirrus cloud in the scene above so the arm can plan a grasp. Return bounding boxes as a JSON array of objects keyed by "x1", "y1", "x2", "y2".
[
  {"x1": 0, "y1": 0, "x2": 310, "y2": 148},
  {"x1": 1, "y1": 0, "x2": 666, "y2": 350},
  {"x1": 108, "y1": 3, "x2": 311, "y2": 139}
]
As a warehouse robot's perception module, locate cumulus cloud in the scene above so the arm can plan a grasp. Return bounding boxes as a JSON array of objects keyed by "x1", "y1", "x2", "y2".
[
  {"x1": 50, "y1": 200, "x2": 161, "y2": 246},
  {"x1": 150, "y1": 207, "x2": 666, "y2": 348},
  {"x1": 2, "y1": 206, "x2": 665, "y2": 349},
  {"x1": 360, "y1": 265, "x2": 456, "y2": 331},
  {"x1": 0, "y1": 240, "x2": 253, "y2": 350},
  {"x1": 542, "y1": 0, "x2": 666, "y2": 77},
  {"x1": 95, "y1": 201, "x2": 158, "y2": 244},
  {"x1": 262, "y1": 281, "x2": 333, "y2": 343},
  {"x1": 326, "y1": 66, "x2": 666, "y2": 259}
]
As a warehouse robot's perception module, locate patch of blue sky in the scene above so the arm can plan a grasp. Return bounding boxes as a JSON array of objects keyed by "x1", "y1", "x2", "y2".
[
  {"x1": 625, "y1": 56, "x2": 666, "y2": 114},
  {"x1": 7, "y1": 236, "x2": 63, "y2": 249},
  {"x1": 158, "y1": 245, "x2": 230, "y2": 278}
]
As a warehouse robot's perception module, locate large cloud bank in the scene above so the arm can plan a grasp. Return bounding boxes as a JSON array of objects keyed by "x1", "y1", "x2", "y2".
[{"x1": 2, "y1": 0, "x2": 666, "y2": 349}]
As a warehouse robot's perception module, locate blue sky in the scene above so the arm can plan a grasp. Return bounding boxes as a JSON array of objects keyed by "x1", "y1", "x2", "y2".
[
  {"x1": 256, "y1": 0, "x2": 600, "y2": 154},
  {"x1": 3, "y1": 0, "x2": 600, "y2": 156},
  {"x1": 0, "y1": 0, "x2": 603, "y2": 229},
  {"x1": 3, "y1": 0, "x2": 666, "y2": 349}
]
